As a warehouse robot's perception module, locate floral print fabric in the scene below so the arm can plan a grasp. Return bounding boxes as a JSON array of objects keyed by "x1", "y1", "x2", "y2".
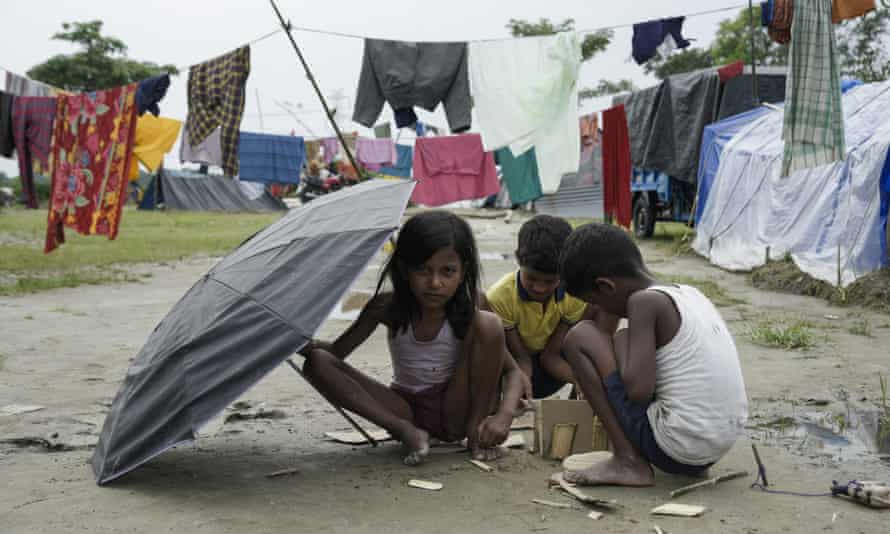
[{"x1": 45, "y1": 84, "x2": 138, "y2": 253}]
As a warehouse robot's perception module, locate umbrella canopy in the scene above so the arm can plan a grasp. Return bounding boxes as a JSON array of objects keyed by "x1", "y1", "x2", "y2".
[{"x1": 92, "y1": 179, "x2": 415, "y2": 484}]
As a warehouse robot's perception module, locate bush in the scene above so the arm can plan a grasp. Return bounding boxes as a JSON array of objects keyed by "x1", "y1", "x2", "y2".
[{"x1": 0, "y1": 175, "x2": 51, "y2": 205}]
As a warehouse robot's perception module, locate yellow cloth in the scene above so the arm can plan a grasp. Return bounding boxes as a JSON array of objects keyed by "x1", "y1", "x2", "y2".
[
  {"x1": 485, "y1": 270, "x2": 586, "y2": 352},
  {"x1": 129, "y1": 115, "x2": 182, "y2": 180}
]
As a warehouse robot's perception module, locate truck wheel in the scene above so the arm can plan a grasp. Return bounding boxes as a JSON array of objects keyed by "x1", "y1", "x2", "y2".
[{"x1": 633, "y1": 194, "x2": 656, "y2": 239}]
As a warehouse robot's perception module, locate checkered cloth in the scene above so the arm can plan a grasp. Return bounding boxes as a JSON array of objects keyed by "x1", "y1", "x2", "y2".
[
  {"x1": 781, "y1": 0, "x2": 845, "y2": 177},
  {"x1": 185, "y1": 46, "x2": 250, "y2": 176},
  {"x1": 12, "y1": 96, "x2": 57, "y2": 209}
]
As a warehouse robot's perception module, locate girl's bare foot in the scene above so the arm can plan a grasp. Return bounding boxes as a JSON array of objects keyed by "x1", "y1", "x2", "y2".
[
  {"x1": 471, "y1": 446, "x2": 504, "y2": 462},
  {"x1": 563, "y1": 454, "x2": 654, "y2": 487},
  {"x1": 395, "y1": 423, "x2": 430, "y2": 466}
]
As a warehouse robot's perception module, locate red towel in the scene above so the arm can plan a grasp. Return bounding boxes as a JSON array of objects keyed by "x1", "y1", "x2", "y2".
[
  {"x1": 411, "y1": 134, "x2": 500, "y2": 207},
  {"x1": 718, "y1": 61, "x2": 745, "y2": 83},
  {"x1": 601, "y1": 105, "x2": 633, "y2": 229}
]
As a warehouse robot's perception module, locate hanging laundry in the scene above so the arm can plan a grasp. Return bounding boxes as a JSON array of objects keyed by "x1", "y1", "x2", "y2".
[
  {"x1": 761, "y1": 0, "x2": 775, "y2": 26},
  {"x1": 769, "y1": 0, "x2": 794, "y2": 44},
  {"x1": 411, "y1": 134, "x2": 500, "y2": 207},
  {"x1": 129, "y1": 115, "x2": 182, "y2": 180},
  {"x1": 601, "y1": 104, "x2": 633, "y2": 228},
  {"x1": 832, "y1": 0, "x2": 875, "y2": 22},
  {"x1": 12, "y1": 96, "x2": 56, "y2": 209},
  {"x1": 320, "y1": 137, "x2": 339, "y2": 165},
  {"x1": 185, "y1": 46, "x2": 250, "y2": 176},
  {"x1": 180, "y1": 125, "x2": 222, "y2": 167},
  {"x1": 353, "y1": 39, "x2": 471, "y2": 132},
  {"x1": 495, "y1": 148, "x2": 543, "y2": 205},
  {"x1": 45, "y1": 84, "x2": 139, "y2": 253},
  {"x1": 469, "y1": 32, "x2": 582, "y2": 195},
  {"x1": 305, "y1": 139, "x2": 321, "y2": 164},
  {"x1": 631, "y1": 17, "x2": 691, "y2": 65},
  {"x1": 379, "y1": 144, "x2": 413, "y2": 178},
  {"x1": 580, "y1": 113, "x2": 599, "y2": 147},
  {"x1": 136, "y1": 74, "x2": 171, "y2": 116},
  {"x1": 415, "y1": 121, "x2": 426, "y2": 137},
  {"x1": 373, "y1": 122, "x2": 392, "y2": 139},
  {"x1": 356, "y1": 137, "x2": 397, "y2": 172},
  {"x1": 0, "y1": 91, "x2": 14, "y2": 157},
  {"x1": 5, "y1": 72, "x2": 54, "y2": 97},
  {"x1": 718, "y1": 61, "x2": 745, "y2": 83},
  {"x1": 782, "y1": 0, "x2": 845, "y2": 176},
  {"x1": 237, "y1": 131, "x2": 305, "y2": 185}
]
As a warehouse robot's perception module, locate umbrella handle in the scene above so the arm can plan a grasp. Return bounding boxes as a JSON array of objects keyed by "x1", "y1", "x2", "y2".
[{"x1": 286, "y1": 358, "x2": 379, "y2": 447}]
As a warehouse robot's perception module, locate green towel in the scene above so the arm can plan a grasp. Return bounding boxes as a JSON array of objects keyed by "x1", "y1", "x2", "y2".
[{"x1": 496, "y1": 147, "x2": 543, "y2": 204}]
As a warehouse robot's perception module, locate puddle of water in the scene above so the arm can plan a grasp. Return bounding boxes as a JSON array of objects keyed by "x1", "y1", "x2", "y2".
[
  {"x1": 749, "y1": 404, "x2": 890, "y2": 464},
  {"x1": 327, "y1": 290, "x2": 374, "y2": 322}
]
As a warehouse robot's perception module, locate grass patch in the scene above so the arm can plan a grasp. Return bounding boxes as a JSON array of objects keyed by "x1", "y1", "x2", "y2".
[
  {"x1": 848, "y1": 318, "x2": 873, "y2": 337},
  {"x1": 0, "y1": 207, "x2": 280, "y2": 295},
  {"x1": 748, "y1": 320, "x2": 816, "y2": 350},
  {"x1": 0, "y1": 353, "x2": 5, "y2": 372},
  {"x1": 654, "y1": 273, "x2": 747, "y2": 307},
  {"x1": 649, "y1": 223, "x2": 697, "y2": 257}
]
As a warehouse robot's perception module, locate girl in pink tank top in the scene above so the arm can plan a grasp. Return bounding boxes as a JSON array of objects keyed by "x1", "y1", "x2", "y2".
[{"x1": 300, "y1": 211, "x2": 524, "y2": 465}]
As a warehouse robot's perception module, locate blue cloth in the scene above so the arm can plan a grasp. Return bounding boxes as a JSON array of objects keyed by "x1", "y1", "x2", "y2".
[
  {"x1": 695, "y1": 106, "x2": 772, "y2": 224},
  {"x1": 415, "y1": 121, "x2": 426, "y2": 137},
  {"x1": 761, "y1": 0, "x2": 774, "y2": 26},
  {"x1": 395, "y1": 108, "x2": 417, "y2": 128},
  {"x1": 530, "y1": 352, "x2": 568, "y2": 398},
  {"x1": 880, "y1": 147, "x2": 890, "y2": 267},
  {"x1": 136, "y1": 74, "x2": 170, "y2": 116},
  {"x1": 237, "y1": 132, "x2": 305, "y2": 185},
  {"x1": 632, "y1": 17, "x2": 690, "y2": 65},
  {"x1": 379, "y1": 144, "x2": 413, "y2": 177},
  {"x1": 604, "y1": 372, "x2": 712, "y2": 476},
  {"x1": 841, "y1": 78, "x2": 864, "y2": 93}
]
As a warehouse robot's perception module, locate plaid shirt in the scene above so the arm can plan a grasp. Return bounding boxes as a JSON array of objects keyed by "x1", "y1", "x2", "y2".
[
  {"x1": 12, "y1": 96, "x2": 57, "y2": 209},
  {"x1": 782, "y1": 0, "x2": 845, "y2": 176},
  {"x1": 185, "y1": 46, "x2": 250, "y2": 176}
]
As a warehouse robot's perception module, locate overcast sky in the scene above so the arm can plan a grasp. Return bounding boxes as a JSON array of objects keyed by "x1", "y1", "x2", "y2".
[{"x1": 1, "y1": 0, "x2": 749, "y2": 176}]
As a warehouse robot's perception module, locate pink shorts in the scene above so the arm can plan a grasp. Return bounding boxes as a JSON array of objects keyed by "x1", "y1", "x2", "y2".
[{"x1": 392, "y1": 382, "x2": 453, "y2": 442}]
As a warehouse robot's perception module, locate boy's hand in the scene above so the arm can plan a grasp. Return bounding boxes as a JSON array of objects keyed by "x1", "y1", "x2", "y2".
[{"x1": 477, "y1": 413, "x2": 511, "y2": 448}]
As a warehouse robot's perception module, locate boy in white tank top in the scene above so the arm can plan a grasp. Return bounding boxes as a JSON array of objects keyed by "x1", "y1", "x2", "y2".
[{"x1": 557, "y1": 223, "x2": 748, "y2": 486}]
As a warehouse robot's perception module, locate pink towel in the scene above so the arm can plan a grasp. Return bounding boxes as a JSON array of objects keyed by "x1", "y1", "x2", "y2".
[
  {"x1": 355, "y1": 137, "x2": 397, "y2": 171},
  {"x1": 320, "y1": 137, "x2": 339, "y2": 164},
  {"x1": 411, "y1": 134, "x2": 500, "y2": 207}
]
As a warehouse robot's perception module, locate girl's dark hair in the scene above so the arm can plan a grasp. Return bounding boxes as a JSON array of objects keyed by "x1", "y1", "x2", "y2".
[{"x1": 375, "y1": 211, "x2": 480, "y2": 339}]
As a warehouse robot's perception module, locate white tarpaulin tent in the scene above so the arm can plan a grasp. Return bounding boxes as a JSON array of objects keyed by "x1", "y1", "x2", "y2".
[{"x1": 693, "y1": 82, "x2": 890, "y2": 287}]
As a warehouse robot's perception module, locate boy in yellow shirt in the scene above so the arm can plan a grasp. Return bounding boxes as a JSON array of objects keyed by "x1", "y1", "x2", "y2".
[{"x1": 486, "y1": 215, "x2": 615, "y2": 399}]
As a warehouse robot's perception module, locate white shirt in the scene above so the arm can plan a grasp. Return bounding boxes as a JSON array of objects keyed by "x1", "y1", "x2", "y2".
[
  {"x1": 469, "y1": 33, "x2": 582, "y2": 194},
  {"x1": 645, "y1": 285, "x2": 749, "y2": 465}
]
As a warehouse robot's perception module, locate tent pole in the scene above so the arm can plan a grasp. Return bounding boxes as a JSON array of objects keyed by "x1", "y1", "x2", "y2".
[
  {"x1": 285, "y1": 358, "x2": 379, "y2": 447},
  {"x1": 269, "y1": 0, "x2": 364, "y2": 178},
  {"x1": 748, "y1": 0, "x2": 760, "y2": 106}
]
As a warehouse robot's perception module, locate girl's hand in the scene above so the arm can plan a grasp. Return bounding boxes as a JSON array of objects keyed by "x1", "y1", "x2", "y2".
[{"x1": 476, "y1": 414, "x2": 511, "y2": 448}]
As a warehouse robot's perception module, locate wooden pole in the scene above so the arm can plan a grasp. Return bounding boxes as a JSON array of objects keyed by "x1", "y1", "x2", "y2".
[
  {"x1": 268, "y1": 0, "x2": 364, "y2": 178},
  {"x1": 285, "y1": 358, "x2": 378, "y2": 447},
  {"x1": 748, "y1": 0, "x2": 760, "y2": 106}
]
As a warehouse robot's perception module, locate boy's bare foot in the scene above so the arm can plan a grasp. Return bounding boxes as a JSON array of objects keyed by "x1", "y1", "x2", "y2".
[
  {"x1": 395, "y1": 423, "x2": 430, "y2": 466},
  {"x1": 471, "y1": 446, "x2": 503, "y2": 462},
  {"x1": 563, "y1": 454, "x2": 654, "y2": 487}
]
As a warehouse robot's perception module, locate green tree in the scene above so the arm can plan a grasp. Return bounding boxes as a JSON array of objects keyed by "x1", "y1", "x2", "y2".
[
  {"x1": 579, "y1": 79, "x2": 637, "y2": 99},
  {"x1": 710, "y1": 5, "x2": 788, "y2": 66},
  {"x1": 836, "y1": 9, "x2": 890, "y2": 82},
  {"x1": 506, "y1": 18, "x2": 633, "y2": 100},
  {"x1": 642, "y1": 48, "x2": 714, "y2": 80},
  {"x1": 28, "y1": 20, "x2": 178, "y2": 92}
]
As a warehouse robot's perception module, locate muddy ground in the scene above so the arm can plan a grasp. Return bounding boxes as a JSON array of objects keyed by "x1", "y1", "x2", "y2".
[{"x1": 2, "y1": 212, "x2": 889, "y2": 533}]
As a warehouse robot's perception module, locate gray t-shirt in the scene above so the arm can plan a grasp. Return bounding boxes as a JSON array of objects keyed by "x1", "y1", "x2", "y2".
[{"x1": 645, "y1": 284, "x2": 749, "y2": 465}]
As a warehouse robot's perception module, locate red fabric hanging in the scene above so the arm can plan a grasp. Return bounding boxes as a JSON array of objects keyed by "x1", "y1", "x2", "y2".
[
  {"x1": 45, "y1": 84, "x2": 139, "y2": 253},
  {"x1": 601, "y1": 104, "x2": 633, "y2": 229}
]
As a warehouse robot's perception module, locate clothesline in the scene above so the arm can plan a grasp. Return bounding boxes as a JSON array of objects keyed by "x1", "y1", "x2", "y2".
[
  {"x1": 284, "y1": 3, "x2": 750, "y2": 43},
  {"x1": 177, "y1": 27, "x2": 284, "y2": 71}
]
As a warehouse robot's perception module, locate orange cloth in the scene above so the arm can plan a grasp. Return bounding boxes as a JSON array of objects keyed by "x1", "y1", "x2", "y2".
[{"x1": 832, "y1": 0, "x2": 876, "y2": 23}]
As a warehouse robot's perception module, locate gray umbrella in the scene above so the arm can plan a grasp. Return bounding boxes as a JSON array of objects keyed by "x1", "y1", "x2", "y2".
[{"x1": 92, "y1": 179, "x2": 415, "y2": 485}]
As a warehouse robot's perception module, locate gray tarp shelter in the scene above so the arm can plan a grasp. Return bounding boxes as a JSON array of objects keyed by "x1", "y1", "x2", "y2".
[
  {"x1": 139, "y1": 169, "x2": 287, "y2": 212},
  {"x1": 92, "y1": 179, "x2": 415, "y2": 484}
]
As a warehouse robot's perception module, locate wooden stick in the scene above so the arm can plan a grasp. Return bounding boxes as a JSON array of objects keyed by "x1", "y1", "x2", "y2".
[
  {"x1": 265, "y1": 467, "x2": 300, "y2": 478},
  {"x1": 669, "y1": 470, "x2": 748, "y2": 498},
  {"x1": 286, "y1": 358, "x2": 378, "y2": 447}
]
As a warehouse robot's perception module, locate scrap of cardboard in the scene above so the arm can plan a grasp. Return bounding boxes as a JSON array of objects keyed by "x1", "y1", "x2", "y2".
[
  {"x1": 408, "y1": 479, "x2": 443, "y2": 491},
  {"x1": 651, "y1": 503, "x2": 707, "y2": 517},
  {"x1": 535, "y1": 399, "x2": 596, "y2": 458}
]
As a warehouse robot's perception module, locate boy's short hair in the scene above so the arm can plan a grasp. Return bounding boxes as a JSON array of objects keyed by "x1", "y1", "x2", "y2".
[
  {"x1": 516, "y1": 215, "x2": 574, "y2": 274},
  {"x1": 560, "y1": 223, "x2": 647, "y2": 296}
]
